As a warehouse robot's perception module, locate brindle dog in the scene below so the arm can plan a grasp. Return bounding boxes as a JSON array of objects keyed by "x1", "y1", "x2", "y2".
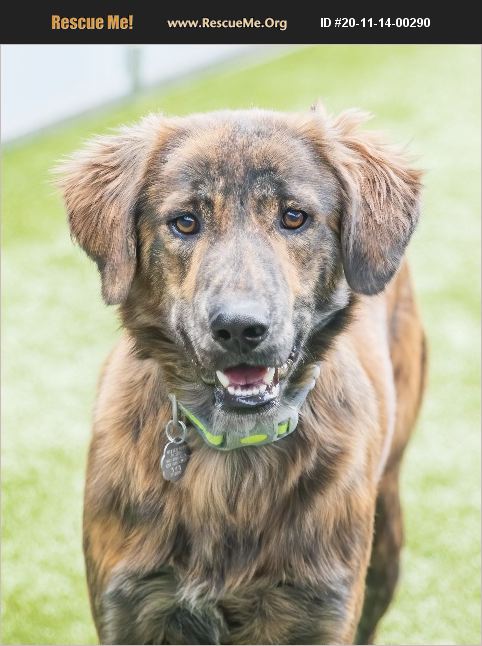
[{"x1": 58, "y1": 105, "x2": 426, "y2": 645}]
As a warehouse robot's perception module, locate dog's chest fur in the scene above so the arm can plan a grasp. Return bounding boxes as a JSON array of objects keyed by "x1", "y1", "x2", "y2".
[
  {"x1": 85, "y1": 333, "x2": 382, "y2": 644},
  {"x1": 98, "y1": 442, "x2": 372, "y2": 645}
]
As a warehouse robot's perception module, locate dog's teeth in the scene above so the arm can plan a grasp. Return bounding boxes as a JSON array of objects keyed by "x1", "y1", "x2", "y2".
[
  {"x1": 259, "y1": 384, "x2": 267, "y2": 393},
  {"x1": 228, "y1": 386, "x2": 235, "y2": 395},
  {"x1": 263, "y1": 367, "x2": 275, "y2": 385},
  {"x1": 235, "y1": 387, "x2": 243, "y2": 396},
  {"x1": 216, "y1": 370, "x2": 230, "y2": 388},
  {"x1": 245, "y1": 388, "x2": 253, "y2": 396},
  {"x1": 278, "y1": 362, "x2": 289, "y2": 378},
  {"x1": 251, "y1": 387, "x2": 259, "y2": 396},
  {"x1": 273, "y1": 383, "x2": 280, "y2": 395}
]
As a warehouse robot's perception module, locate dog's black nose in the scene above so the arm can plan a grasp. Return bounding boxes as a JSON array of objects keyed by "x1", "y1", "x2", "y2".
[{"x1": 210, "y1": 304, "x2": 270, "y2": 353}]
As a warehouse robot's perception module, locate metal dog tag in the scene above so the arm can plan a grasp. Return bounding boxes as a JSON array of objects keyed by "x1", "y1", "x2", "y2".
[
  {"x1": 161, "y1": 419, "x2": 190, "y2": 482},
  {"x1": 161, "y1": 439, "x2": 190, "y2": 482}
]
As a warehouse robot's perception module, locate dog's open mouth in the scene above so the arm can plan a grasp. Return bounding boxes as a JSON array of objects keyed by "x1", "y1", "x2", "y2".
[{"x1": 213, "y1": 348, "x2": 298, "y2": 409}]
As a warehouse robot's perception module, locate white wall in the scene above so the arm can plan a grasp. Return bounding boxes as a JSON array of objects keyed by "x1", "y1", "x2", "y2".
[{"x1": 1, "y1": 45, "x2": 253, "y2": 141}]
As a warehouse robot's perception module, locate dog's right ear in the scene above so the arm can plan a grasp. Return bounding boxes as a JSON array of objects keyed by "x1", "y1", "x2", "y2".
[{"x1": 56, "y1": 115, "x2": 166, "y2": 305}]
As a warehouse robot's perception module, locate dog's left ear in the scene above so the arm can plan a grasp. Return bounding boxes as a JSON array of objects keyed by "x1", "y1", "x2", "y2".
[
  {"x1": 55, "y1": 115, "x2": 166, "y2": 305},
  {"x1": 313, "y1": 109, "x2": 423, "y2": 295}
]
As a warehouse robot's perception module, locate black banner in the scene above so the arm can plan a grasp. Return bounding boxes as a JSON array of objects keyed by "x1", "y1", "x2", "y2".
[{"x1": 0, "y1": 2, "x2": 480, "y2": 44}]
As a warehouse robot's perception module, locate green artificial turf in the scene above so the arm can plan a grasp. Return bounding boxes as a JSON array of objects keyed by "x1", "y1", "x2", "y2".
[{"x1": 2, "y1": 45, "x2": 480, "y2": 644}]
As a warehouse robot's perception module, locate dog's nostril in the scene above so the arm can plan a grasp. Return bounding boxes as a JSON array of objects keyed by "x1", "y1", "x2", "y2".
[
  {"x1": 216, "y1": 329, "x2": 231, "y2": 341},
  {"x1": 243, "y1": 324, "x2": 267, "y2": 340}
]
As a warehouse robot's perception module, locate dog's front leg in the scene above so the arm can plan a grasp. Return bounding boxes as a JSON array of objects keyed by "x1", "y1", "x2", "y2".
[{"x1": 99, "y1": 569, "x2": 226, "y2": 645}]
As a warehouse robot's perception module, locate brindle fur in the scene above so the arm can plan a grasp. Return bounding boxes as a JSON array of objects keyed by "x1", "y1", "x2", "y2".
[{"x1": 58, "y1": 106, "x2": 426, "y2": 644}]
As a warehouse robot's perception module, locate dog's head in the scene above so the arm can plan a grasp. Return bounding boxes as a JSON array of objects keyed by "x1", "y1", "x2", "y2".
[{"x1": 58, "y1": 107, "x2": 421, "y2": 436}]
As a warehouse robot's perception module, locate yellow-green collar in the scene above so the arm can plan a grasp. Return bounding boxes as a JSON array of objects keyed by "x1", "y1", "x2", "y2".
[{"x1": 179, "y1": 403, "x2": 295, "y2": 450}]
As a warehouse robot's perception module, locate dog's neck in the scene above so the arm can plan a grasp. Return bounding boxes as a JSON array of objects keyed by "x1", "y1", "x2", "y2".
[
  {"x1": 124, "y1": 294, "x2": 357, "y2": 451},
  {"x1": 176, "y1": 360, "x2": 321, "y2": 451}
]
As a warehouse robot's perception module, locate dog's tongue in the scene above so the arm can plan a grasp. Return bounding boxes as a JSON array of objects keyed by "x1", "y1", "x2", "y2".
[{"x1": 224, "y1": 365, "x2": 268, "y2": 386}]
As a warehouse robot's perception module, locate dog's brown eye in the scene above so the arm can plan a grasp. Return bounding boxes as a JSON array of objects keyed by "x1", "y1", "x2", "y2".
[
  {"x1": 281, "y1": 209, "x2": 308, "y2": 230},
  {"x1": 172, "y1": 214, "x2": 200, "y2": 236}
]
